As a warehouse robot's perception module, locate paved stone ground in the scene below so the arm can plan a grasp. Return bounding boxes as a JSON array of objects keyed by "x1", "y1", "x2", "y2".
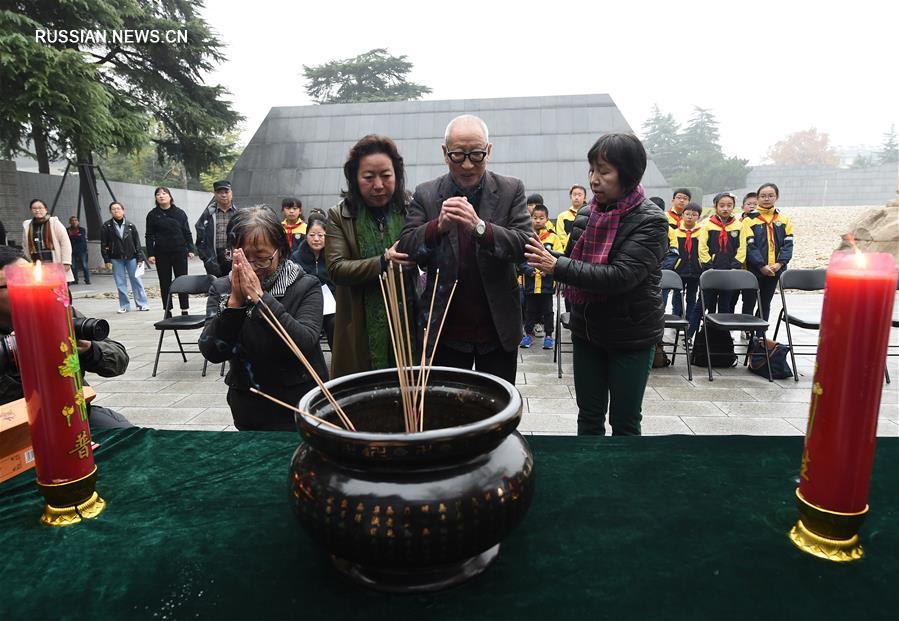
[{"x1": 72, "y1": 263, "x2": 899, "y2": 437}]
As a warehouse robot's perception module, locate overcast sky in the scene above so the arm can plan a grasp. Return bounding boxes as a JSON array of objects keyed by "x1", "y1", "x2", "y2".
[{"x1": 200, "y1": 0, "x2": 898, "y2": 165}]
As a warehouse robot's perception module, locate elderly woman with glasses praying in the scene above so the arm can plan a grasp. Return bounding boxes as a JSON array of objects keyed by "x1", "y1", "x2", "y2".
[{"x1": 199, "y1": 206, "x2": 328, "y2": 431}]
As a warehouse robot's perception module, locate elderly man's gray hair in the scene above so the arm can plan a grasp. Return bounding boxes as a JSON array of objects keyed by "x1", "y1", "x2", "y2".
[{"x1": 444, "y1": 115, "x2": 490, "y2": 146}]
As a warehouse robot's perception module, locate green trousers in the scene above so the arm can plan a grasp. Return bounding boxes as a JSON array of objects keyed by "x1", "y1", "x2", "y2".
[{"x1": 572, "y1": 335, "x2": 655, "y2": 436}]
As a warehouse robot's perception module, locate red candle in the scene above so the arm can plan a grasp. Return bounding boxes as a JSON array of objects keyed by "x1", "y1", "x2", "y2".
[
  {"x1": 798, "y1": 251, "x2": 897, "y2": 513},
  {"x1": 4, "y1": 261, "x2": 96, "y2": 487}
]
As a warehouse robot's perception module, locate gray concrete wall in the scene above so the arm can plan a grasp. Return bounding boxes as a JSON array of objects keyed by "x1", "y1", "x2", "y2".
[
  {"x1": 702, "y1": 163, "x2": 898, "y2": 208},
  {"x1": 2, "y1": 162, "x2": 212, "y2": 267},
  {"x1": 231, "y1": 94, "x2": 671, "y2": 219}
]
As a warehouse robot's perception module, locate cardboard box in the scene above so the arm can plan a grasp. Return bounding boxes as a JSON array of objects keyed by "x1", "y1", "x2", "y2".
[
  {"x1": 0, "y1": 386, "x2": 96, "y2": 484},
  {"x1": 0, "y1": 400, "x2": 33, "y2": 484}
]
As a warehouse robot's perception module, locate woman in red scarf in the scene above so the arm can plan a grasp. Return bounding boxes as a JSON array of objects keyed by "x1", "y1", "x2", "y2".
[{"x1": 524, "y1": 133, "x2": 668, "y2": 436}]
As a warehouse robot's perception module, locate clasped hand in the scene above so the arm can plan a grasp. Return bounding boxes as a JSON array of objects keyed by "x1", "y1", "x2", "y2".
[
  {"x1": 228, "y1": 248, "x2": 263, "y2": 307},
  {"x1": 438, "y1": 197, "x2": 479, "y2": 233}
]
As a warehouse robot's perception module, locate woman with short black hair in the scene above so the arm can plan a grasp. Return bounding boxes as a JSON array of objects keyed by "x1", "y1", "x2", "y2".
[
  {"x1": 199, "y1": 206, "x2": 327, "y2": 431},
  {"x1": 525, "y1": 133, "x2": 669, "y2": 436}
]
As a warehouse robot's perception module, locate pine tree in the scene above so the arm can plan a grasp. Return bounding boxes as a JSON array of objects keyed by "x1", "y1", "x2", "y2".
[
  {"x1": 878, "y1": 123, "x2": 898, "y2": 164},
  {"x1": 641, "y1": 104, "x2": 684, "y2": 179},
  {"x1": 303, "y1": 49, "x2": 432, "y2": 104}
]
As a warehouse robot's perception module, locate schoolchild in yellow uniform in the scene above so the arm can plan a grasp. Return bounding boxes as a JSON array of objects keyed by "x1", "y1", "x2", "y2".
[
  {"x1": 556, "y1": 184, "x2": 587, "y2": 252},
  {"x1": 662, "y1": 202, "x2": 702, "y2": 337},
  {"x1": 520, "y1": 204, "x2": 563, "y2": 350},
  {"x1": 281, "y1": 197, "x2": 307, "y2": 261},
  {"x1": 699, "y1": 192, "x2": 744, "y2": 313},
  {"x1": 739, "y1": 183, "x2": 793, "y2": 328}
]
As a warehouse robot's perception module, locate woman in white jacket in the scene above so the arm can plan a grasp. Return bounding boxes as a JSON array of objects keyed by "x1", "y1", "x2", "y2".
[{"x1": 22, "y1": 199, "x2": 74, "y2": 283}]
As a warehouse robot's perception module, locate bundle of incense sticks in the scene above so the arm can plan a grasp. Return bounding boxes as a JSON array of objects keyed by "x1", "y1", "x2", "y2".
[
  {"x1": 380, "y1": 265, "x2": 457, "y2": 433},
  {"x1": 254, "y1": 297, "x2": 356, "y2": 431}
]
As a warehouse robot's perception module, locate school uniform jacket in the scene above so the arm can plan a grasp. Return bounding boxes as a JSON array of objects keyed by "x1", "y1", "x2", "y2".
[
  {"x1": 698, "y1": 216, "x2": 744, "y2": 270},
  {"x1": 519, "y1": 228, "x2": 563, "y2": 294},
  {"x1": 739, "y1": 208, "x2": 794, "y2": 270},
  {"x1": 663, "y1": 223, "x2": 701, "y2": 278}
]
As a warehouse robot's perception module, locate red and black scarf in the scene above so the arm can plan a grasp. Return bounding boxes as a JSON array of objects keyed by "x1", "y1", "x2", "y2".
[{"x1": 565, "y1": 185, "x2": 646, "y2": 304}]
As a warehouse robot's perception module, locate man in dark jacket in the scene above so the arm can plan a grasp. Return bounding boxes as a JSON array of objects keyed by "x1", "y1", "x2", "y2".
[
  {"x1": 0, "y1": 246, "x2": 132, "y2": 428},
  {"x1": 67, "y1": 216, "x2": 91, "y2": 284},
  {"x1": 100, "y1": 202, "x2": 149, "y2": 313},
  {"x1": 398, "y1": 115, "x2": 532, "y2": 384},
  {"x1": 196, "y1": 180, "x2": 240, "y2": 277}
]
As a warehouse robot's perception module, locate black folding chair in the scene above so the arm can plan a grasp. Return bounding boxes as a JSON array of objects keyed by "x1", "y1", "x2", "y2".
[
  {"x1": 660, "y1": 270, "x2": 692, "y2": 381},
  {"x1": 698, "y1": 270, "x2": 772, "y2": 382},
  {"x1": 151, "y1": 274, "x2": 215, "y2": 377},
  {"x1": 772, "y1": 269, "x2": 826, "y2": 382},
  {"x1": 553, "y1": 285, "x2": 574, "y2": 378}
]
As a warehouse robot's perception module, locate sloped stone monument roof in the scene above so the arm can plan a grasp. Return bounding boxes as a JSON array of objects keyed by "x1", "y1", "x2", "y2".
[{"x1": 230, "y1": 94, "x2": 669, "y2": 216}]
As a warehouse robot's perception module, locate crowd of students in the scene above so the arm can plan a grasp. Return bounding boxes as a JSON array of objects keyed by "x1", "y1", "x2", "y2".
[{"x1": 661, "y1": 184, "x2": 793, "y2": 342}]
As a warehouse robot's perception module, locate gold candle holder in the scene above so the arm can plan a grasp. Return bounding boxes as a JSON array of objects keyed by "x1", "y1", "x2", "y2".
[{"x1": 788, "y1": 488, "x2": 867, "y2": 563}]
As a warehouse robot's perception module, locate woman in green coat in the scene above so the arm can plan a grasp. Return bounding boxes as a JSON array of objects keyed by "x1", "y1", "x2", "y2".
[{"x1": 325, "y1": 135, "x2": 417, "y2": 378}]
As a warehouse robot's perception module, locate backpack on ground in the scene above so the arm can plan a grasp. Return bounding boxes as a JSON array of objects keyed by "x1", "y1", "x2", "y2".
[
  {"x1": 652, "y1": 342, "x2": 670, "y2": 368},
  {"x1": 748, "y1": 337, "x2": 794, "y2": 379},
  {"x1": 691, "y1": 327, "x2": 738, "y2": 368}
]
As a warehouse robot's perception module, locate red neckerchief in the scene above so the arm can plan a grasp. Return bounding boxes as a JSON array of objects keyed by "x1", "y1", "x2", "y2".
[
  {"x1": 668, "y1": 209, "x2": 682, "y2": 226},
  {"x1": 283, "y1": 220, "x2": 304, "y2": 248},
  {"x1": 709, "y1": 215, "x2": 733, "y2": 250},
  {"x1": 682, "y1": 225, "x2": 695, "y2": 255},
  {"x1": 756, "y1": 208, "x2": 778, "y2": 248},
  {"x1": 538, "y1": 228, "x2": 552, "y2": 244}
]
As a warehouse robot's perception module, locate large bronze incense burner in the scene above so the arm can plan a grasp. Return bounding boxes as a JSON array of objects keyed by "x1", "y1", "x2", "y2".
[{"x1": 289, "y1": 367, "x2": 535, "y2": 593}]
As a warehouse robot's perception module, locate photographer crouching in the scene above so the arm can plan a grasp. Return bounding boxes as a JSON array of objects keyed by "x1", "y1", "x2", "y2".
[{"x1": 0, "y1": 246, "x2": 133, "y2": 428}]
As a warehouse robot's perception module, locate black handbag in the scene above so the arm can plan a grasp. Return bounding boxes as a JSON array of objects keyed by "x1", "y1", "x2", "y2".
[{"x1": 748, "y1": 337, "x2": 793, "y2": 379}]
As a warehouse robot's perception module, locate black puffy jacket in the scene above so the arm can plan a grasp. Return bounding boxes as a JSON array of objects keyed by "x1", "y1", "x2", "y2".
[{"x1": 554, "y1": 198, "x2": 669, "y2": 350}]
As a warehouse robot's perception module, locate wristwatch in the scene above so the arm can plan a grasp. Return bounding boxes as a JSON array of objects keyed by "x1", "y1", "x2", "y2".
[{"x1": 474, "y1": 219, "x2": 486, "y2": 238}]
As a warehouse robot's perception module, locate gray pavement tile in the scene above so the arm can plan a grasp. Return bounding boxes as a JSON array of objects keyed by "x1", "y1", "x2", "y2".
[
  {"x1": 170, "y1": 393, "x2": 230, "y2": 408},
  {"x1": 642, "y1": 401, "x2": 726, "y2": 418},
  {"x1": 647, "y1": 376, "x2": 695, "y2": 388},
  {"x1": 714, "y1": 401, "x2": 811, "y2": 419},
  {"x1": 681, "y1": 416, "x2": 803, "y2": 436},
  {"x1": 784, "y1": 419, "x2": 810, "y2": 435},
  {"x1": 654, "y1": 386, "x2": 754, "y2": 402},
  {"x1": 526, "y1": 398, "x2": 578, "y2": 415},
  {"x1": 515, "y1": 384, "x2": 572, "y2": 398},
  {"x1": 118, "y1": 407, "x2": 205, "y2": 425},
  {"x1": 523, "y1": 372, "x2": 573, "y2": 384},
  {"x1": 641, "y1": 416, "x2": 693, "y2": 435},
  {"x1": 881, "y1": 402, "x2": 898, "y2": 421},
  {"x1": 100, "y1": 392, "x2": 190, "y2": 407},
  {"x1": 90, "y1": 380, "x2": 176, "y2": 393},
  {"x1": 877, "y1": 418, "x2": 899, "y2": 437},
  {"x1": 166, "y1": 380, "x2": 228, "y2": 394},
  {"x1": 518, "y1": 413, "x2": 577, "y2": 435},
  {"x1": 641, "y1": 387, "x2": 663, "y2": 401},
  {"x1": 741, "y1": 388, "x2": 812, "y2": 403},
  {"x1": 186, "y1": 408, "x2": 235, "y2": 425}
]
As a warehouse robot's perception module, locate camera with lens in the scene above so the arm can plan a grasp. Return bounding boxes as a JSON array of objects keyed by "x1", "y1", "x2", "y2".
[{"x1": 0, "y1": 317, "x2": 109, "y2": 374}]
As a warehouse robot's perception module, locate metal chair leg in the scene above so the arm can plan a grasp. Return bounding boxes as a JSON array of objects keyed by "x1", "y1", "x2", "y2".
[
  {"x1": 152, "y1": 330, "x2": 165, "y2": 377},
  {"x1": 202, "y1": 357, "x2": 208, "y2": 377},
  {"x1": 783, "y1": 316, "x2": 800, "y2": 382},
  {"x1": 683, "y1": 330, "x2": 693, "y2": 382},
  {"x1": 173, "y1": 330, "x2": 187, "y2": 363}
]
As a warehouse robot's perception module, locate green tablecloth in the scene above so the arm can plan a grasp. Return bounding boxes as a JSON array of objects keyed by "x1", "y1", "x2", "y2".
[{"x1": 1, "y1": 429, "x2": 896, "y2": 620}]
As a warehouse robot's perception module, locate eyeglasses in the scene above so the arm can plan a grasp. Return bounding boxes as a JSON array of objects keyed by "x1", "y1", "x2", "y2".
[
  {"x1": 446, "y1": 150, "x2": 488, "y2": 164},
  {"x1": 244, "y1": 250, "x2": 278, "y2": 269}
]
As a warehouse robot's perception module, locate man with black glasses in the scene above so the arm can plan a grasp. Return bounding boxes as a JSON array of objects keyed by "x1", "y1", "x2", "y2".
[{"x1": 399, "y1": 115, "x2": 532, "y2": 384}]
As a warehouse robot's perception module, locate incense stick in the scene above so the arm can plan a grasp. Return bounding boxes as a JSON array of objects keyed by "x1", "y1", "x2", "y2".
[
  {"x1": 379, "y1": 272, "x2": 412, "y2": 432},
  {"x1": 255, "y1": 298, "x2": 355, "y2": 431},
  {"x1": 415, "y1": 268, "x2": 440, "y2": 407},
  {"x1": 417, "y1": 279, "x2": 459, "y2": 431},
  {"x1": 249, "y1": 387, "x2": 342, "y2": 430}
]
